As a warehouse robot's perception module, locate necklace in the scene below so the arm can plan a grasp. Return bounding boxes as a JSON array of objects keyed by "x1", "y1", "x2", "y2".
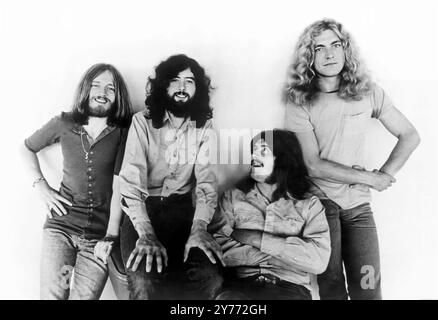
[{"x1": 80, "y1": 128, "x2": 92, "y2": 160}]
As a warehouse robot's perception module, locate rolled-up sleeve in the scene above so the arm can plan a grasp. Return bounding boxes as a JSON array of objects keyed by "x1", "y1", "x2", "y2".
[
  {"x1": 118, "y1": 112, "x2": 151, "y2": 226},
  {"x1": 284, "y1": 103, "x2": 314, "y2": 133},
  {"x1": 25, "y1": 114, "x2": 63, "y2": 152},
  {"x1": 214, "y1": 190, "x2": 271, "y2": 267},
  {"x1": 260, "y1": 196, "x2": 331, "y2": 274},
  {"x1": 193, "y1": 124, "x2": 218, "y2": 224}
]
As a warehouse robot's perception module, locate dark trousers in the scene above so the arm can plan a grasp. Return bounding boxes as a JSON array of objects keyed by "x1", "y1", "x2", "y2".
[
  {"x1": 318, "y1": 199, "x2": 382, "y2": 300},
  {"x1": 120, "y1": 194, "x2": 223, "y2": 300},
  {"x1": 216, "y1": 273, "x2": 311, "y2": 300}
]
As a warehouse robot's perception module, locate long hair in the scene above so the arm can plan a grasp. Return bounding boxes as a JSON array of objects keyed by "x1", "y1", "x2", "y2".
[
  {"x1": 284, "y1": 18, "x2": 373, "y2": 106},
  {"x1": 238, "y1": 129, "x2": 311, "y2": 201},
  {"x1": 68, "y1": 63, "x2": 132, "y2": 127},
  {"x1": 145, "y1": 54, "x2": 213, "y2": 128}
]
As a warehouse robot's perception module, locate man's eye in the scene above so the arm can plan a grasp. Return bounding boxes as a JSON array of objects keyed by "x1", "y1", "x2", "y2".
[
  {"x1": 315, "y1": 47, "x2": 322, "y2": 53},
  {"x1": 334, "y1": 43, "x2": 341, "y2": 48},
  {"x1": 108, "y1": 87, "x2": 115, "y2": 92}
]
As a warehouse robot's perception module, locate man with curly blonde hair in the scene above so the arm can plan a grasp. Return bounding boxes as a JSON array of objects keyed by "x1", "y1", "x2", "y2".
[{"x1": 284, "y1": 19, "x2": 420, "y2": 300}]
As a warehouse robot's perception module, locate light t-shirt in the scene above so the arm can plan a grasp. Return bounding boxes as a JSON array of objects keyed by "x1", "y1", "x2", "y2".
[{"x1": 285, "y1": 85, "x2": 397, "y2": 209}]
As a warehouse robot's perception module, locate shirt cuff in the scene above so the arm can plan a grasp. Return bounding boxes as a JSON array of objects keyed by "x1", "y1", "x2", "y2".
[
  {"x1": 193, "y1": 203, "x2": 214, "y2": 224},
  {"x1": 121, "y1": 196, "x2": 150, "y2": 225}
]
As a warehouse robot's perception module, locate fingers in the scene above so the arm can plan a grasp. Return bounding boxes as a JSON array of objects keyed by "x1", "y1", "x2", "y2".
[
  {"x1": 51, "y1": 204, "x2": 64, "y2": 217},
  {"x1": 102, "y1": 243, "x2": 112, "y2": 264},
  {"x1": 131, "y1": 251, "x2": 145, "y2": 272},
  {"x1": 55, "y1": 194, "x2": 73, "y2": 206},
  {"x1": 145, "y1": 251, "x2": 153, "y2": 273},
  {"x1": 155, "y1": 255, "x2": 163, "y2": 273},
  {"x1": 200, "y1": 246, "x2": 217, "y2": 264},
  {"x1": 183, "y1": 246, "x2": 189, "y2": 263},
  {"x1": 126, "y1": 249, "x2": 137, "y2": 270},
  {"x1": 162, "y1": 248, "x2": 168, "y2": 268},
  {"x1": 205, "y1": 241, "x2": 225, "y2": 266},
  {"x1": 52, "y1": 199, "x2": 67, "y2": 215}
]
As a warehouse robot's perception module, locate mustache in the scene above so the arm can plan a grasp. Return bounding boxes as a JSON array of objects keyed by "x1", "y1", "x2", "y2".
[
  {"x1": 173, "y1": 91, "x2": 189, "y2": 98},
  {"x1": 251, "y1": 159, "x2": 264, "y2": 167}
]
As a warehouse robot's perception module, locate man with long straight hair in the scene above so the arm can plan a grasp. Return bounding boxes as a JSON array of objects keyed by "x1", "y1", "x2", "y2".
[
  {"x1": 118, "y1": 54, "x2": 223, "y2": 299},
  {"x1": 284, "y1": 19, "x2": 420, "y2": 299},
  {"x1": 22, "y1": 63, "x2": 132, "y2": 299}
]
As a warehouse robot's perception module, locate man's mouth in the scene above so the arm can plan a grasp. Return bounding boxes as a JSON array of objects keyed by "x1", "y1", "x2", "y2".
[
  {"x1": 174, "y1": 92, "x2": 189, "y2": 99},
  {"x1": 94, "y1": 96, "x2": 109, "y2": 104},
  {"x1": 251, "y1": 159, "x2": 264, "y2": 168}
]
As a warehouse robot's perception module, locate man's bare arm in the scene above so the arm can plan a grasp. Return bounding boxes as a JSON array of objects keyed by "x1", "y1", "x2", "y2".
[
  {"x1": 295, "y1": 131, "x2": 395, "y2": 191},
  {"x1": 378, "y1": 107, "x2": 421, "y2": 176}
]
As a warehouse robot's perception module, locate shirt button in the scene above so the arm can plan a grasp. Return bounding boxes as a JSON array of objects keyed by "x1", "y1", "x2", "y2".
[
  {"x1": 89, "y1": 160, "x2": 93, "y2": 164},
  {"x1": 88, "y1": 184, "x2": 92, "y2": 187},
  {"x1": 90, "y1": 151, "x2": 94, "y2": 155},
  {"x1": 88, "y1": 168, "x2": 92, "y2": 172},
  {"x1": 88, "y1": 176, "x2": 92, "y2": 180},
  {"x1": 88, "y1": 191, "x2": 92, "y2": 195}
]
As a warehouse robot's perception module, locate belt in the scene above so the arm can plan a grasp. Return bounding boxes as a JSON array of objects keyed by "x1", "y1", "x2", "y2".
[
  {"x1": 252, "y1": 274, "x2": 309, "y2": 294},
  {"x1": 254, "y1": 274, "x2": 280, "y2": 285},
  {"x1": 149, "y1": 193, "x2": 192, "y2": 204}
]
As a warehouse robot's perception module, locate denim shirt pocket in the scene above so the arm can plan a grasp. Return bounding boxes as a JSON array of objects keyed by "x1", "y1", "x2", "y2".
[{"x1": 266, "y1": 199, "x2": 305, "y2": 236}]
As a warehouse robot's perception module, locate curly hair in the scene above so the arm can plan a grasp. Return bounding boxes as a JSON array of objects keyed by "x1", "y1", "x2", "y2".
[
  {"x1": 284, "y1": 18, "x2": 373, "y2": 106},
  {"x1": 145, "y1": 54, "x2": 213, "y2": 128},
  {"x1": 238, "y1": 129, "x2": 311, "y2": 201},
  {"x1": 69, "y1": 63, "x2": 132, "y2": 128}
]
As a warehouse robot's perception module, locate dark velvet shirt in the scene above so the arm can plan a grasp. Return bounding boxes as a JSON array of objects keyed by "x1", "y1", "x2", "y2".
[{"x1": 25, "y1": 112, "x2": 128, "y2": 239}]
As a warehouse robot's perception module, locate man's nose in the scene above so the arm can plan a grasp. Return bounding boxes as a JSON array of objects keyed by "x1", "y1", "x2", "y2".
[
  {"x1": 325, "y1": 48, "x2": 335, "y2": 59},
  {"x1": 178, "y1": 80, "x2": 186, "y2": 91},
  {"x1": 95, "y1": 86, "x2": 107, "y2": 97}
]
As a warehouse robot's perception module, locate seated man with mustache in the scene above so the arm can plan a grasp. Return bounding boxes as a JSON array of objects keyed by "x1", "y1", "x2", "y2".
[
  {"x1": 214, "y1": 129, "x2": 331, "y2": 300},
  {"x1": 118, "y1": 54, "x2": 223, "y2": 300}
]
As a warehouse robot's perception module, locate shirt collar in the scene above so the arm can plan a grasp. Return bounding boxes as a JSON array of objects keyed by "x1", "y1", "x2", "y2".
[{"x1": 164, "y1": 111, "x2": 194, "y2": 131}]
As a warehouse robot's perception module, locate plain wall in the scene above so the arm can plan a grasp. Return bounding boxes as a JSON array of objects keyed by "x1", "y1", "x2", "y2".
[{"x1": 1, "y1": 0, "x2": 437, "y2": 299}]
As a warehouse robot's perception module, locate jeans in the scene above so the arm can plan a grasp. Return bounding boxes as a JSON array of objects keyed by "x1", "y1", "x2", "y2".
[
  {"x1": 317, "y1": 199, "x2": 381, "y2": 300},
  {"x1": 107, "y1": 240, "x2": 130, "y2": 300},
  {"x1": 120, "y1": 194, "x2": 223, "y2": 300},
  {"x1": 216, "y1": 274, "x2": 312, "y2": 300},
  {"x1": 40, "y1": 228, "x2": 108, "y2": 300}
]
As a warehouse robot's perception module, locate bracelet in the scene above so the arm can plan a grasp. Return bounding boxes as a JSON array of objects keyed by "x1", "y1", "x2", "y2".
[{"x1": 32, "y1": 177, "x2": 46, "y2": 188}]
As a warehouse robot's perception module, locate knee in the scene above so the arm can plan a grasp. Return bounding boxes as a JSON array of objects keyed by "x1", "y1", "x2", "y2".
[{"x1": 215, "y1": 290, "x2": 249, "y2": 300}]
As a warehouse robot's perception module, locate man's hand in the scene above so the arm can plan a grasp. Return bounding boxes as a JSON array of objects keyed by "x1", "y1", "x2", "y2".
[
  {"x1": 184, "y1": 220, "x2": 224, "y2": 266},
  {"x1": 126, "y1": 232, "x2": 168, "y2": 273},
  {"x1": 94, "y1": 240, "x2": 114, "y2": 264},
  {"x1": 367, "y1": 169, "x2": 396, "y2": 191},
  {"x1": 350, "y1": 165, "x2": 396, "y2": 192},
  {"x1": 35, "y1": 180, "x2": 72, "y2": 218}
]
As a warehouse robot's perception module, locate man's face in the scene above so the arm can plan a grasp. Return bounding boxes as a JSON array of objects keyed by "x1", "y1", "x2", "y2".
[
  {"x1": 313, "y1": 29, "x2": 345, "y2": 78},
  {"x1": 166, "y1": 68, "x2": 196, "y2": 104},
  {"x1": 88, "y1": 70, "x2": 116, "y2": 118},
  {"x1": 251, "y1": 139, "x2": 275, "y2": 183}
]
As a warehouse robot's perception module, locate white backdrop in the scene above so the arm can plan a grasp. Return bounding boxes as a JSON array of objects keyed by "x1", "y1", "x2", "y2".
[{"x1": 1, "y1": 0, "x2": 437, "y2": 299}]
